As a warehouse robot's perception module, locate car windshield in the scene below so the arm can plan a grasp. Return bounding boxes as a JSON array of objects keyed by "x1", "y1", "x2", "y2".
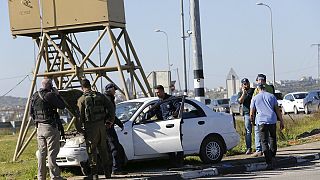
[
  {"x1": 116, "y1": 102, "x2": 143, "y2": 122},
  {"x1": 217, "y1": 99, "x2": 229, "y2": 105},
  {"x1": 293, "y1": 93, "x2": 307, "y2": 99}
]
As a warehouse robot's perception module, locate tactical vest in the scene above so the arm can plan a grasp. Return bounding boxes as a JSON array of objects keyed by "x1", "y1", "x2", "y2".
[
  {"x1": 84, "y1": 91, "x2": 107, "y2": 123},
  {"x1": 31, "y1": 90, "x2": 56, "y2": 124}
]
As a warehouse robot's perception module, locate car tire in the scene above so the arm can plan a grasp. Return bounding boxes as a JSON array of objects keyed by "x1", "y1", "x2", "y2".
[
  {"x1": 199, "y1": 136, "x2": 224, "y2": 164},
  {"x1": 294, "y1": 106, "x2": 299, "y2": 115},
  {"x1": 304, "y1": 104, "x2": 310, "y2": 114}
]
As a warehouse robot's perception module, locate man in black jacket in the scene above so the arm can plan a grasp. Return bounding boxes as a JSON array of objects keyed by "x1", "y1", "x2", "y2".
[
  {"x1": 104, "y1": 83, "x2": 127, "y2": 175},
  {"x1": 147, "y1": 85, "x2": 183, "y2": 167},
  {"x1": 30, "y1": 78, "x2": 66, "y2": 180}
]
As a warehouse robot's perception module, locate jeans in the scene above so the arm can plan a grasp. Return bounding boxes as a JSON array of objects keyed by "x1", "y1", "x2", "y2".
[
  {"x1": 254, "y1": 124, "x2": 262, "y2": 152},
  {"x1": 244, "y1": 114, "x2": 252, "y2": 149},
  {"x1": 259, "y1": 124, "x2": 277, "y2": 164}
]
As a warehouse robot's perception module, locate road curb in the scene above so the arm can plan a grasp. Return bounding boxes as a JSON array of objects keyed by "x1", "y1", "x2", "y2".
[
  {"x1": 179, "y1": 168, "x2": 218, "y2": 179},
  {"x1": 175, "y1": 153, "x2": 320, "y2": 179}
]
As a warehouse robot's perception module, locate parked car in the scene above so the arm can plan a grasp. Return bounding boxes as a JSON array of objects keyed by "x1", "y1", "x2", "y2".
[
  {"x1": 303, "y1": 90, "x2": 320, "y2": 114},
  {"x1": 281, "y1": 92, "x2": 308, "y2": 114},
  {"x1": 274, "y1": 90, "x2": 283, "y2": 108},
  {"x1": 207, "y1": 98, "x2": 230, "y2": 113},
  {"x1": 53, "y1": 96, "x2": 240, "y2": 169},
  {"x1": 229, "y1": 94, "x2": 242, "y2": 116}
]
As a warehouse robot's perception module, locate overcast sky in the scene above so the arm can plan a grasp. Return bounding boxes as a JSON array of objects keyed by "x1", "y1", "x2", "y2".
[{"x1": 1, "y1": 0, "x2": 320, "y2": 97}]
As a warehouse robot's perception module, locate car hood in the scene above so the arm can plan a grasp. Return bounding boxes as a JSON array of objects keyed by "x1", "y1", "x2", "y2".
[{"x1": 63, "y1": 135, "x2": 86, "y2": 148}]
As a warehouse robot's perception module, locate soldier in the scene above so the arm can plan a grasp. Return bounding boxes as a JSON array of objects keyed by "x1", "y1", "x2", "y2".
[
  {"x1": 104, "y1": 83, "x2": 127, "y2": 175},
  {"x1": 76, "y1": 79, "x2": 114, "y2": 179},
  {"x1": 30, "y1": 78, "x2": 65, "y2": 180}
]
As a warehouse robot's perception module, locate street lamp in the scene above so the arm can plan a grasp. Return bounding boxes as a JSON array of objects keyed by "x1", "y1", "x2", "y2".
[
  {"x1": 257, "y1": 2, "x2": 276, "y2": 87},
  {"x1": 155, "y1": 29, "x2": 171, "y2": 72}
]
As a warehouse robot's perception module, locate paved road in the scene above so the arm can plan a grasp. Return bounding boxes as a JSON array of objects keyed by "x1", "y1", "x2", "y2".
[{"x1": 204, "y1": 159, "x2": 320, "y2": 180}]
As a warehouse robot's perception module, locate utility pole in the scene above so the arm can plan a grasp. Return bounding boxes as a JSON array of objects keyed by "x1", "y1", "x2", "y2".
[
  {"x1": 190, "y1": 0, "x2": 205, "y2": 103},
  {"x1": 180, "y1": 0, "x2": 188, "y2": 95},
  {"x1": 311, "y1": 43, "x2": 320, "y2": 84}
]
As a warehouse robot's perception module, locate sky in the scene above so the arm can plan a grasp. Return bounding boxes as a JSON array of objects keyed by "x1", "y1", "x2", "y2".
[{"x1": 1, "y1": 0, "x2": 320, "y2": 98}]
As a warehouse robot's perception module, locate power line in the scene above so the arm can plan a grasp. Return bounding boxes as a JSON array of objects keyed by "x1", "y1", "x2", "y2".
[
  {"x1": 0, "y1": 74, "x2": 30, "y2": 81},
  {"x1": 1, "y1": 75, "x2": 29, "y2": 97}
]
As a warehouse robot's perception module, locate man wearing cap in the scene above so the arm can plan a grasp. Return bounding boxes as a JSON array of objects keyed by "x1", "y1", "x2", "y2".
[
  {"x1": 30, "y1": 77, "x2": 66, "y2": 180},
  {"x1": 237, "y1": 78, "x2": 255, "y2": 155},
  {"x1": 104, "y1": 83, "x2": 127, "y2": 175},
  {"x1": 250, "y1": 84, "x2": 284, "y2": 170},
  {"x1": 251, "y1": 73, "x2": 274, "y2": 157}
]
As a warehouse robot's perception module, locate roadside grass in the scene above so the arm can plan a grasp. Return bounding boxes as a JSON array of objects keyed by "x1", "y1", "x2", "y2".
[
  {"x1": 228, "y1": 112, "x2": 320, "y2": 155},
  {"x1": 0, "y1": 113, "x2": 319, "y2": 179},
  {"x1": 0, "y1": 134, "x2": 38, "y2": 179}
]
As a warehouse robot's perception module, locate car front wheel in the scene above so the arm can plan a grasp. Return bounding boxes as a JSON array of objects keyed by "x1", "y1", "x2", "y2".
[
  {"x1": 294, "y1": 106, "x2": 299, "y2": 114},
  {"x1": 304, "y1": 104, "x2": 310, "y2": 114},
  {"x1": 199, "y1": 136, "x2": 224, "y2": 164}
]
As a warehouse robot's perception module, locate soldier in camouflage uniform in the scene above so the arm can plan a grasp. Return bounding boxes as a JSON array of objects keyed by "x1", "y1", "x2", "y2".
[{"x1": 76, "y1": 79, "x2": 114, "y2": 179}]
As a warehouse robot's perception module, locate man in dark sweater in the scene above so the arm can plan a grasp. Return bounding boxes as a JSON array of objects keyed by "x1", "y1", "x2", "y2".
[
  {"x1": 104, "y1": 83, "x2": 126, "y2": 175},
  {"x1": 237, "y1": 78, "x2": 255, "y2": 155}
]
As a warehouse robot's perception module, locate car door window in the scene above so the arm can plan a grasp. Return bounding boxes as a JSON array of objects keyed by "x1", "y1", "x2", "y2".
[
  {"x1": 134, "y1": 103, "x2": 158, "y2": 124},
  {"x1": 182, "y1": 100, "x2": 206, "y2": 119}
]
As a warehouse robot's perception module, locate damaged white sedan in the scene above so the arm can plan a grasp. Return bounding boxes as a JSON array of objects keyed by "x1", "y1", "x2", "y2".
[{"x1": 55, "y1": 96, "x2": 240, "y2": 167}]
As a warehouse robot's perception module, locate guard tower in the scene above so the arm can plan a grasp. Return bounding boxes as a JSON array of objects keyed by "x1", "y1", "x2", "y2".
[{"x1": 8, "y1": 0, "x2": 153, "y2": 161}]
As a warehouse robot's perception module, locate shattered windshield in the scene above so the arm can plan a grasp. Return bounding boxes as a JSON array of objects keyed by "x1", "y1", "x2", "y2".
[{"x1": 116, "y1": 102, "x2": 143, "y2": 122}]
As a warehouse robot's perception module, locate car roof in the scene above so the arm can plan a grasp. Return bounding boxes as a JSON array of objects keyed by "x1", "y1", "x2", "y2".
[
  {"x1": 118, "y1": 97, "x2": 158, "y2": 104},
  {"x1": 287, "y1": 92, "x2": 308, "y2": 95}
]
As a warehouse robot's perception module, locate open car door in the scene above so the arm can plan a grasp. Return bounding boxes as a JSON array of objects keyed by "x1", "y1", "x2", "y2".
[{"x1": 132, "y1": 96, "x2": 185, "y2": 156}]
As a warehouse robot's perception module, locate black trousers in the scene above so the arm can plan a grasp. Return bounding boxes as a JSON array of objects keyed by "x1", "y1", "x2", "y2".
[
  {"x1": 259, "y1": 123, "x2": 277, "y2": 164},
  {"x1": 107, "y1": 127, "x2": 126, "y2": 171}
]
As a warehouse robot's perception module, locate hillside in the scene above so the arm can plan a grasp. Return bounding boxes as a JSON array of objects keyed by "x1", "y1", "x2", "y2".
[{"x1": 0, "y1": 96, "x2": 27, "y2": 108}]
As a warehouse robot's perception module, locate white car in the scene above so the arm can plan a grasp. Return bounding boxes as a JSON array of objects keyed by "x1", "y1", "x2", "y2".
[
  {"x1": 55, "y1": 96, "x2": 240, "y2": 167},
  {"x1": 282, "y1": 92, "x2": 308, "y2": 114}
]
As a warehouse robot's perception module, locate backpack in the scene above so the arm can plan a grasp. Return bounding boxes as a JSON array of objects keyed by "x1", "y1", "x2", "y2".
[{"x1": 84, "y1": 91, "x2": 107, "y2": 122}]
